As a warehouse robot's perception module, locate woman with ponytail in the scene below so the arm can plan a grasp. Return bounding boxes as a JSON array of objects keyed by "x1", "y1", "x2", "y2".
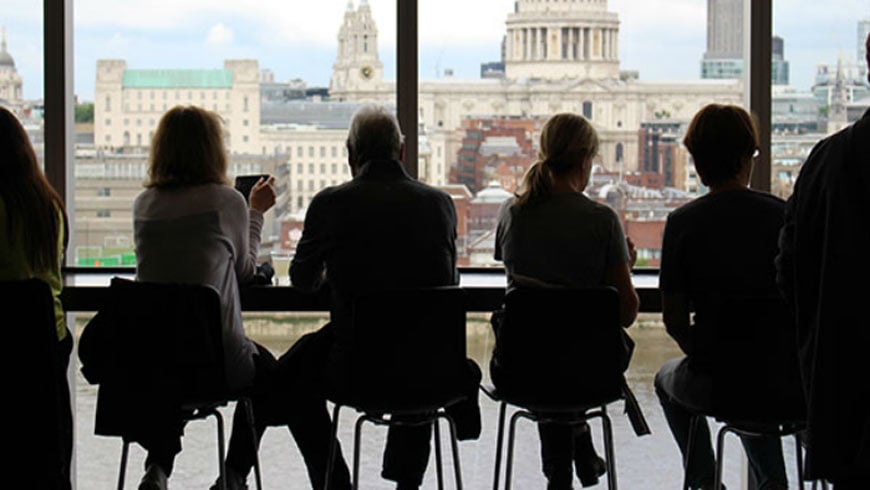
[
  {"x1": 0, "y1": 106, "x2": 72, "y2": 488},
  {"x1": 491, "y1": 113, "x2": 639, "y2": 489}
]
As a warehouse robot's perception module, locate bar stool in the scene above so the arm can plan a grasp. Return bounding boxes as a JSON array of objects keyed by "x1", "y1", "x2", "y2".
[
  {"x1": 681, "y1": 294, "x2": 806, "y2": 490},
  {"x1": 83, "y1": 278, "x2": 263, "y2": 490},
  {"x1": 1, "y1": 278, "x2": 71, "y2": 489},
  {"x1": 485, "y1": 287, "x2": 635, "y2": 490},
  {"x1": 323, "y1": 287, "x2": 471, "y2": 490}
]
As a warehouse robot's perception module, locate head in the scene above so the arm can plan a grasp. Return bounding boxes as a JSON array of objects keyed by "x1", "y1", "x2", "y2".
[
  {"x1": 0, "y1": 106, "x2": 67, "y2": 271},
  {"x1": 345, "y1": 105, "x2": 404, "y2": 174},
  {"x1": 515, "y1": 113, "x2": 599, "y2": 206},
  {"x1": 683, "y1": 104, "x2": 759, "y2": 189},
  {"x1": 0, "y1": 106, "x2": 39, "y2": 182},
  {"x1": 145, "y1": 105, "x2": 229, "y2": 188}
]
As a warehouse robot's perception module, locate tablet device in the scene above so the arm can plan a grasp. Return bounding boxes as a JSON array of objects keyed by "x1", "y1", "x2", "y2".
[{"x1": 234, "y1": 174, "x2": 270, "y2": 201}]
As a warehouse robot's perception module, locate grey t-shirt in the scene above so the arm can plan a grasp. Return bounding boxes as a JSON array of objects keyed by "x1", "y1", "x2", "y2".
[{"x1": 494, "y1": 193, "x2": 630, "y2": 290}]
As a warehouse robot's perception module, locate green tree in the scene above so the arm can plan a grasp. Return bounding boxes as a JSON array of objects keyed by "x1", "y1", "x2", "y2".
[{"x1": 75, "y1": 102, "x2": 94, "y2": 123}]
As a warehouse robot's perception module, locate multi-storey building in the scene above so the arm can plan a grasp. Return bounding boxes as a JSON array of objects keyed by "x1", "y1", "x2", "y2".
[
  {"x1": 331, "y1": 0, "x2": 743, "y2": 180},
  {"x1": 94, "y1": 59, "x2": 261, "y2": 154}
]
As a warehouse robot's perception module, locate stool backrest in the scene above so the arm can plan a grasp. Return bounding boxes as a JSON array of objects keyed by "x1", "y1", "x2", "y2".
[
  {"x1": 496, "y1": 287, "x2": 624, "y2": 407},
  {"x1": 94, "y1": 278, "x2": 227, "y2": 436},
  {"x1": 348, "y1": 286, "x2": 467, "y2": 412},
  {"x1": 0, "y1": 279, "x2": 64, "y2": 485},
  {"x1": 709, "y1": 294, "x2": 805, "y2": 423}
]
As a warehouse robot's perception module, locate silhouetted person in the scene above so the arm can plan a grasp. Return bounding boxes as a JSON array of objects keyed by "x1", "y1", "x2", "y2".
[
  {"x1": 0, "y1": 106, "x2": 72, "y2": 489},
  {"x1": 655, "y1": 104, "x2": 788, "y2": 490},
  {"x1": 221, "y1": 105, "x2": 481, "y2": 490},
  {"x1": 776, "y1": 34, "x2": 870, "y2": 489},
  {"x1": 492, "y1": 113, "x2": 639, "y2": 489},
  {"x1": 132, "y1": 106, "x2": 277, "y2": 490}
]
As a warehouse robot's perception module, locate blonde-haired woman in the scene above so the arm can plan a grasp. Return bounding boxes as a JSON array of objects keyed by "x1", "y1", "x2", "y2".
[
  {"x1": 492, "y1": 113, "x2": 638, "y2": 489},
  {"x1": 133, "y1": 106, "x2": 276, "y2": 490}
]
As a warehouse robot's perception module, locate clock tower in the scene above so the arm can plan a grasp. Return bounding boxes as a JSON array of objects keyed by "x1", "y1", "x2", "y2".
[{"x1": 330, "y1": 0, "x2": 384, "y2": 100}]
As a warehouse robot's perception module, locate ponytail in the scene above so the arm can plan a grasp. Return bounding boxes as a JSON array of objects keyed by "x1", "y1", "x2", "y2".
[{"x1": 515, "y1": 158, "x2": 554, "y2": 207}]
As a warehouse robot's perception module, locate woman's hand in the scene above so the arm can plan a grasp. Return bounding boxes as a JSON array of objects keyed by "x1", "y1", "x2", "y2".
[
  {"x1": 626, "y1": 237, "x2": 638, "y2": 268},
  {"x1": 249, "y1": 176, "x2": 277, "y2": 213}
]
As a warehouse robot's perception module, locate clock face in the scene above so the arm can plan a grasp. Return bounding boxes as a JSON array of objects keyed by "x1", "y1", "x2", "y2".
[{"x1": 360, "y1": 65, "x2": 374, "y2": 80}]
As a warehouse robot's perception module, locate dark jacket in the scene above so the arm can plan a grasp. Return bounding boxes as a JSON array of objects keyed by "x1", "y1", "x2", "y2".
[
  {"x1": 777, "y1": 109, "x2": 870, "y2": 481},
  {"x1": 289, "y1": 159, "x2": 459, "y2": 375}
]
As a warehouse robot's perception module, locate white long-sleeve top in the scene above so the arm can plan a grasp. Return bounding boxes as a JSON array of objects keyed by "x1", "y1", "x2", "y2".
[{"x1": 133, "y1": 183, "x2": 263, "y2": 391}]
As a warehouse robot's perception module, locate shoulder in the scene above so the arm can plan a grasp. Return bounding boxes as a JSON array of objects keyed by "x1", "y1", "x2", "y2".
[
  {"x1": 568, "y1": 194, "x2": 621, "y2": 225},
  {"x1": 746, "y1": 188, "x2": 785, "y2": 208}
]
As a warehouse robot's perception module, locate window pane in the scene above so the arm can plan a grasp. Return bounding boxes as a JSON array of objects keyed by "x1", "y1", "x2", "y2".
[
  {"x1": 73, "y1": 1, "x2": 395, "y2": 268},
  {"x1": 0, "y1": 3, "x2": 44, "y2": 170},
  {"x1": 771, "y1": 2, "x2": 869, "y2": 199},
  {"x1": 420, "y1": 0, "x2": 748, "y2": 268}
]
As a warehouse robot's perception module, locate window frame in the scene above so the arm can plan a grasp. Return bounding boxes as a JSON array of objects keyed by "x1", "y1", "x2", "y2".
[{"x1": 44, "y1": 0, "x2": 774, "y2": 267}]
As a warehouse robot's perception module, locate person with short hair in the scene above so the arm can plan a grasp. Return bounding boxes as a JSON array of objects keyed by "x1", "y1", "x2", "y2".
[
  {"x1": 492, "y1": 113, "x2": 639, "y2": 489},
  {"x1": 132, "y1": 105, "x2": 276, "y2": 490},
  {"x1": 221, "y1": 105, "x2": 481, "y2": 490},
  {"x1": 775, "y1": 34, "x2": 870, "y2": 489},
  {"x1": 655, "y1": 104, "x2": 788, "y2": 490},
  {"x1": 0, "y1": 106, "x2": 72, "y2": 489}
]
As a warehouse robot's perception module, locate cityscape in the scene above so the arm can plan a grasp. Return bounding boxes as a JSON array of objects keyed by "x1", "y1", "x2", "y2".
[{"x1": 1, "y1": 1, "x2": 868, "y2": 269}]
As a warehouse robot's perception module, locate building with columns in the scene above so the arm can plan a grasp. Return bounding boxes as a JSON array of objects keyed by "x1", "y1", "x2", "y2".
[{"x1": 504, "y1": 0, "x2": 621, "y2": 80}]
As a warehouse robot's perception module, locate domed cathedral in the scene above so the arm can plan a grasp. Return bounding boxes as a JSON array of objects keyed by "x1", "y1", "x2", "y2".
[
  {"x1": 330, "y1": 0, "x2": 385, "y2": 98},
  {"x1": 330, "y1": 0, "x2": 742, "y2": 183},
  {"x1": 504, "y1": 0, "x2": 620, "y2": 80},
  {"x1": 0, "y1": 28, "x2": 24, "y2": 112}
]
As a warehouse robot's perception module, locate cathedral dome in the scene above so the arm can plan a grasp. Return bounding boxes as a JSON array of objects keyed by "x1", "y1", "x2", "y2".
[
  {"x1": 0, "y1": 51, "x2": 13, "y2": 68},
  {"x1": 0, "y1": 34, "x2": 14, "y2": 69}
]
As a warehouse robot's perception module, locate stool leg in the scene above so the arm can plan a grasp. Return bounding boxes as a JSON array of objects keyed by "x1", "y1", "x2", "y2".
[
  {"x1": 493, "y1": 402, "x2": 506, "y2": 490},
  {"x1": 440, "y1": 413, "x2": 464, "y2": 490},
  {"x1": 324, "y1": 404, "x2": 343, "y2": 490},
  {"x1": 600, "y1": 408, "x2": 618, "y2": 490},
  {"x1": 212, "y1": 410, "x2": 227, "y2": 490},
  {"x1": 352, "y1": 415, "x2": 367, "y2": 490},
  {"x1": 434, "y1": 418, "x2": 444, "y2": 490},
  {"x1": 505, "y1": 411, "x2": 531, "y2": 490},
  {"x1": 683, "y1": 415, "x2": 701, "y2": 490},
  {"x1": 117, "y1": 440, "x2": 130, "y2": 490},
  {"x1": 714, "y1": 425, "x2": 732, "y2": 490},
  {"x1": 794, "y1": 433, "x2": 804, "y2": 489},
  {"x1": 241, "y1": 399, "x2": 263, "y2": 490}
]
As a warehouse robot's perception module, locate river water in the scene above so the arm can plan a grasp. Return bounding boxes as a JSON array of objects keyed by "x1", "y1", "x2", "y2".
[{"x1": 73, "y1": 315, "x2": 802, "y2": 489}]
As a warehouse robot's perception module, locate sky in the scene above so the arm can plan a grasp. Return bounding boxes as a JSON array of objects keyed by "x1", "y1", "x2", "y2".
[{"x1": 1, "y1": 0, "x2": 868, "y2": 102}]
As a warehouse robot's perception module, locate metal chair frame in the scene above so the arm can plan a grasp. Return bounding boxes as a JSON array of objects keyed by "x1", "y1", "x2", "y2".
[
  {"x1": 115, "y1": 398, "x2": 262, "y2": 490},
  {"x1": 96, "y1": 279, "x2": 263, "y2": 490},
  {"x1": 323, "y1": 404, "x2": 464, "y2": 490},
  {"x1": 483, "y1": 386, "x2": 618, "y2": 490},
  {"x1": 682, "y1": 415, "x2": 805, "y2": 490},
  {"x1": 321, "y1": 286, "x2": 469, "y2": 490}
]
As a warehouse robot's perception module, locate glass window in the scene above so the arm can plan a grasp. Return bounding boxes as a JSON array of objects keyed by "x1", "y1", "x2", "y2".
[
  {"x1": 420, "y1": 0, "x2": 748, "y2": 269},
  {"x1": 770, "y1": 3, "x2": 867, "y2": 200}
]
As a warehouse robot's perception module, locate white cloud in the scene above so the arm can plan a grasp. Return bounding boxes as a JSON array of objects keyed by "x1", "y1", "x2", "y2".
[{"x1": 206, "y1": 22, "x2": 234, "y2": 46}]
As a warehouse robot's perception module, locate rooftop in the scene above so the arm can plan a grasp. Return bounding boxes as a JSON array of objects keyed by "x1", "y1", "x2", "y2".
[{"x1": 122, "y1": 69, "x2": 233, "y2": 89}]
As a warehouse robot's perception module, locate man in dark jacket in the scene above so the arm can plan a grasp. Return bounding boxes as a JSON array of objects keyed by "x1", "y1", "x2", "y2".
[
  {"x1": 220, "y1": 105, "x2": 481, "y2": 490},
  {"x1": 776, "y1": 33, "x2": 870, "y2": 489}
]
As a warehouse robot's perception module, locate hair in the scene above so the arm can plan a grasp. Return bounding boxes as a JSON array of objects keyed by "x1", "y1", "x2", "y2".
[
  {"x1": 346, "y1": 105, "x2": 404, "y2": 164},
  {"x1": 514, "y1": 113, "x2": 599, "y2": 207},
  {"x1": 145, "y1": 105, "x2": 230, "y2": 188},
  {"x1": 683, "y1": 104, "x2": 759, "y2": 187},
  {"x1": 0, "y1": 106, "x2": 68, "y2": 271}
]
